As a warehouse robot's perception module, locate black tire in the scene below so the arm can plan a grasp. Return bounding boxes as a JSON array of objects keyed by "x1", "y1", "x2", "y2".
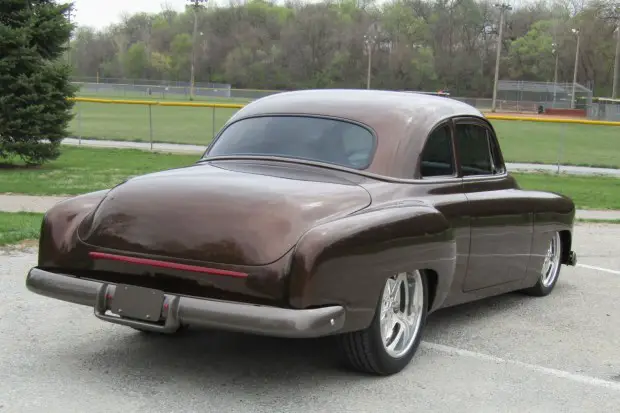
[
  {"x1": 522, "y1": 231, "x2": 563, "y2": 297},
  {"x1": 338, "y1": 271, "x2": 429, "y2": 376}
]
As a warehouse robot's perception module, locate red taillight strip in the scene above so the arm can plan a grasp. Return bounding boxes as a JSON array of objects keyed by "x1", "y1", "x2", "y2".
[{"x1": 88, "y1": 251, "x2": 248, "y2": 278}]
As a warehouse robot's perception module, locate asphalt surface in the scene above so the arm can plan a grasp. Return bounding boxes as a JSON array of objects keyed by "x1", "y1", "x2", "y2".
[
  {"x1": 1, "y1": 223, "x2": 619, "y2": 413},
  {"x1": 61, "y1": 137, "x2": 620, "y2": 177}
]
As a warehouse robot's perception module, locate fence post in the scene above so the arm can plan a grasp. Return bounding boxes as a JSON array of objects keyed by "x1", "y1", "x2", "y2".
[
  {"x1": 77, "y1": 101, "x2": 82, "y2": 145},
  {"x1": 149, "y1": 104, "x2": 153, "y2": 151},
  {"x1": 556, "y1": 123, "x2": 566, "y2": 174},
  {"x1": 212, "y1": 106, "x2": 216, "y2": 142}
]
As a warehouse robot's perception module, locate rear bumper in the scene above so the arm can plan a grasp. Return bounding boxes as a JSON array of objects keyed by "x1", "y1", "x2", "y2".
[{"x1": 25, "y1": 268, "x2": 346, "y2": 338}]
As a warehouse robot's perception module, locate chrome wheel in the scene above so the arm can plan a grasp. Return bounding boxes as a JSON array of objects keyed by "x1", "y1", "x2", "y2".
[
  {"x1": 379, "y1": 271, "x2": 425, "y2": 359},
  {"x1": 541, "y1": 232, "x2": 561, "y2": 288}
]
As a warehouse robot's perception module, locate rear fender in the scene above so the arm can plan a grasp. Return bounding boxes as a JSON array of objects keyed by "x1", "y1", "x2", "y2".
[
  {"x1": 522, "y1": 191, "x2": 576, "y2": 287},
  {"x1": 38, "y1": 190, "x2": 110, "y2": 268},
  {"x1": 288, "y1": 203, "x2": 456, "y2": 333}
]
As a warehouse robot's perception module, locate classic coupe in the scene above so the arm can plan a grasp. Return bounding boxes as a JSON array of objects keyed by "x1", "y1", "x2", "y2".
[{"x1": 26, "y1": 89, "x2": 577, "y2": 376}]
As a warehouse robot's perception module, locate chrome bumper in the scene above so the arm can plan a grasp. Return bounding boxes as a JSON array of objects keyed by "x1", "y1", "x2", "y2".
[{"x1": 25, "y1": 268, "x2": 346, "y2": 338}]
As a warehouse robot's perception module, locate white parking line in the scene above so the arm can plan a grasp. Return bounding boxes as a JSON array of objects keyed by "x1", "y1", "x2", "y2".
[
  {"x1": 577, "y1": 264, "x2": 620, "y2": 275},
  {"x1": 422, "y1": 342, "x2": 620, "y2": 391}
]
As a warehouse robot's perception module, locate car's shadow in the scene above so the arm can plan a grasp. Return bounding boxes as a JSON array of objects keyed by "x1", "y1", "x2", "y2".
[{"x1": 57, "y1": 289, "x2": 554, "y2": 389}]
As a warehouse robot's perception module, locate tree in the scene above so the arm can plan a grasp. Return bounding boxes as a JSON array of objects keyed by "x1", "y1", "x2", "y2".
[
  {"x1": 0, "y1": 0, "x2": 77, "y2": 165},
  {"x1": 124, "y1": 41, "x2": 150, "y2": 78},
  {"x1": 506, "y1": 20, "x2": 555, "y2": 80},
  {"x1": 63, "y1": 0, "x2": 619, "y2": 98}
]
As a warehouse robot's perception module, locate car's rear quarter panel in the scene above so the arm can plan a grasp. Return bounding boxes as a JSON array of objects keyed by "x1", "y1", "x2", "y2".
[
  {"x1": 287, "y1": 202, "x2": 457, "y2": 333},
  {"x1": 521, "y1": 190, "x2": 576, "y2": 288}
]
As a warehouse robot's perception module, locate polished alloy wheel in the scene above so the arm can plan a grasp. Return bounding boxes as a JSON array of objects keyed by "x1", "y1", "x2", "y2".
[
  {"x1": 541, "y1": 232, "x2": 561, "y2": 287},
  {"x1": 379, "y1": 271, "x2": 425, "y2": 358}
]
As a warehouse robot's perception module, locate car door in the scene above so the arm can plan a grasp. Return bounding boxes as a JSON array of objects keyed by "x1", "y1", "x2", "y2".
[
  {"x1": 454, "y1": 117, "x2": 534, "y2": 292},
  {"x1": 412, "y1": 120, "x2": 470, "y2": 292}
]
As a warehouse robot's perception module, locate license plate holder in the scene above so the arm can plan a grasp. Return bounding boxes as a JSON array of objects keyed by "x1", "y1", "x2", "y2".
[{"x1": 110, "y1": 284, "x2": 164, "y2": 322}]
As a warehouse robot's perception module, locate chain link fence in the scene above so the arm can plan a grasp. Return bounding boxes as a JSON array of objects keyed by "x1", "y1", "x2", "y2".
[
  {"x1": 66, "y1": 96, "x2": 620, "y2": 172},
  {"x1": 72, "y1": 77, "x2": 620, "y2": 121},
  {"x1": 498, "y1": 80, "x2": 593, "y2": 110}
]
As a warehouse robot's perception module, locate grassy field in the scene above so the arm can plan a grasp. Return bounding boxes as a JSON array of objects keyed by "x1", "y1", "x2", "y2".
[
  {"x1": 493, "y1": 121, "x2": 619, "y2": 169},
  {"x1": 0, "y1": 147, "x2": 198, "y2": 195},
  {"x1": 1, "y1": 209, "x2": 615, "y2": 248},
  {"x1": 70, "y1": 101, "x2": 239, "y2": 145},
  {"x1": 0, "y1": 212, "x2": 44, "y2": 246},
  {"x1": 0, "y1": 147, "x2": 618, "y2": 210},
  {"x1": 0, "y1": 146, "x2": 618, "y2": 248},
  {"x1": 513, "y1": 173, "x2": 620, "y2": 210},
  {"x1": 68, "y1": 99, "x2": 620, "y2": 168}
]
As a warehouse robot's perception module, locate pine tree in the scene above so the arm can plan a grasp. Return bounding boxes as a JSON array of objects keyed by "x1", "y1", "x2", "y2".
[{"x1": 0, "y1": 0, "x2": 77, "y2": 165}]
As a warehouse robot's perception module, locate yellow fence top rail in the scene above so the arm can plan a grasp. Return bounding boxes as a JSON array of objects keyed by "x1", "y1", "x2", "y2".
[
  {"x1": 71, "y1": 97, "x2": 620, "y2": 127},
  {"x1": 71, "y1": 97, "x2": 245, "y2": 109},
  {"x1": 484, "y1": 114, "x2": 620, "y2": 127}
]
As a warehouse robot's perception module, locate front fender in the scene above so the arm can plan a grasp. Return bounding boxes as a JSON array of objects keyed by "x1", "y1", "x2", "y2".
[
  {"x1": 288, "y1": 203, "x2": 456, "y2": 333},
  {"x1": 38, "y1": 190, "x2": 110, "y2": 268}
]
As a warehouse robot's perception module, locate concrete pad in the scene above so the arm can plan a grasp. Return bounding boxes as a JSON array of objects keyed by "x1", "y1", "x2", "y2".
[
  {"x1": 576, "y1": 210, "x2": 620, "y2": 220},
  {"x1": 63, "y1": 137, "x2": 206, "y2": 154},
  {"x1": 0, "y1": 194, "x2": 69, "y2": 213}
]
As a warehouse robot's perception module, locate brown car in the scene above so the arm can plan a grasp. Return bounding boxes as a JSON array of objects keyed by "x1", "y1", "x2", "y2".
[{"x1": 26, "y1": 89, "x2": 577, "y2": 376}]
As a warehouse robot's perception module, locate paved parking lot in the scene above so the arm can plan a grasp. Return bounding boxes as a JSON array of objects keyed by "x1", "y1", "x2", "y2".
[{"x1": 1, "y1": 223, "x2": 619, "y2": 413}]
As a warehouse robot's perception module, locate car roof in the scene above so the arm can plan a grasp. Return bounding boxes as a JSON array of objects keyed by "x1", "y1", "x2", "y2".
[{"x1": 225, "y1": 89, "x2": 488, "y2": 179}]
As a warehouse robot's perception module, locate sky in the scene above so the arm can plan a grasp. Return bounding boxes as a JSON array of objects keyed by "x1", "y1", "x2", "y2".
[
  {"x1": 72, "y1": 0, "x2": 188, "y2": 30},
  {"x1": 71, "y1": 0, "x2": 526, "y2": 31}
]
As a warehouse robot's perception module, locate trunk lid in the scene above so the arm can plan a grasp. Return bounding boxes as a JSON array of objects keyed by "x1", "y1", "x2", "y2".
[{"x1": 78, "y1": 161, "x2": 371, "y2": 267}]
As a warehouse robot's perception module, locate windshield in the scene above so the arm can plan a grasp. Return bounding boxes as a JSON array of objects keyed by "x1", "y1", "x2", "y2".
[{"x1": 204, "y1": 116, "x2": 376, "y2": 169}]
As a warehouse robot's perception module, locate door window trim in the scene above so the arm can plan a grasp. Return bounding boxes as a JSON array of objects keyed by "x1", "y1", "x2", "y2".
[
  {"x1": 452, "y1": 116, "x2": 508, "y2": 180},
  {"x1": 414, "y1": 120, "x2": 460, "y2": 181}
]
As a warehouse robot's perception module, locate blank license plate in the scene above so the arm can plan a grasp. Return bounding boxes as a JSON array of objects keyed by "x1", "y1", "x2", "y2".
[{"x1": 110, "y1": 284, "x2": 164, "y2": 322}]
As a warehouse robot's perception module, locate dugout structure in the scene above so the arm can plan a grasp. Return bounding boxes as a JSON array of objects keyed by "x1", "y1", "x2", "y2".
[{"x1": 496, "y1": 80, "x2": 593, "y2": 112}]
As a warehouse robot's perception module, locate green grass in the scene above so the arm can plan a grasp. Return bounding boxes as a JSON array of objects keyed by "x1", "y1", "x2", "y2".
[
  {"x1": 0, "y1": 146, "x2": 198, "y2": 196},
  {"x1": 70, "y1": 101, "x2": 240, "y2": 145},
  {"x1": 576, "y1": 218, "x2": 620, "y2": 224},
  {"x1": 0, "y1": 210, "x2": 614, "y2": 249},
  {"x1": 0, "y1": 212, "x2": 44, "y2": 246},
  {"x1": 68, "y1": 98, "x2": 620, "y2": 168},
  {"x1": 513, "y1": 172, "x2": 620, "y2": 210},
  {"x1": 493, "y1": 120, "x2": 620, "y2": 169},
  {"x1": 0, "y1": 147, "x2": 618, "y2": 211}
]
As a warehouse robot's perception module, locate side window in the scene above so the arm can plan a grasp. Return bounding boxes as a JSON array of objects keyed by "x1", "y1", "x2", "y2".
[
  {"x1": 420, "y1": 124, "x2": 455, "y2": 178},
  {"x1": 488, "y1": 130, "x2": 506, "y2": 174},
  {"x1": 455, "y1": 123, "x2": 496, "y2": 176}
]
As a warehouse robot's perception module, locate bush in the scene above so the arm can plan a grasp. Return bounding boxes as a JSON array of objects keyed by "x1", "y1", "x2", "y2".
[{"x1": 0, "y1": 0, "x2": 77, "y2": 165}]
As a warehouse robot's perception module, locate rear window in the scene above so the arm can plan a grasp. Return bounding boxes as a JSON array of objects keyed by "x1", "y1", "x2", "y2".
[{"x1": 204, "y1": 116, "x2": 376, "y2": 169}]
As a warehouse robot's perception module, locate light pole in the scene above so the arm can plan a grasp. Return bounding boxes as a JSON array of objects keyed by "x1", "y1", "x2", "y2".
[
  {"x1": 613, "y1": 21, "x2": 619, "y2": 99},
  {"x1": 364, "y1": 34, "x2": 377, "y2": 90},
  {"x1": 571, "y1": 28, "x2": 580, "y2": 109},
  {"x1": 552, "y1": 42, "x2": 559, "y2": 106},
  {"x1": 187, "y1": 0, "x2": 207, "y2": 99},
  {"x1": 491, "y1": 3, "x2": 512, "y2": 113}
]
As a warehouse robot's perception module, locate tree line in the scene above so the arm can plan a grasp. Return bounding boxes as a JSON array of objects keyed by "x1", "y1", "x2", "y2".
[{"x1": 69, "y1": 0, "x2": 620, "y2": 97}]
